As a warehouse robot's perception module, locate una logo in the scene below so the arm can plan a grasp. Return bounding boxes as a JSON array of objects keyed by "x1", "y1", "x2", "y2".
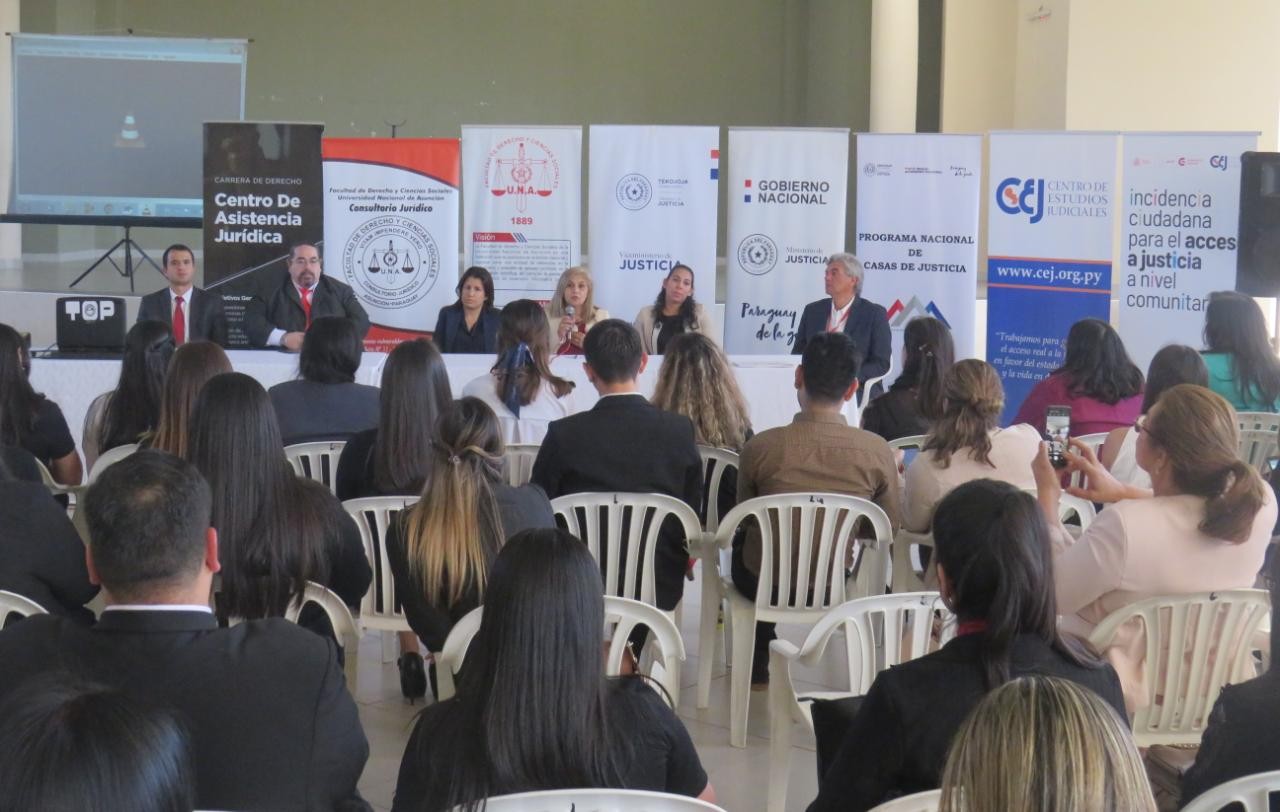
[
  {"x1": 995, "y1": 177, "x2": 1045, "y2": 224},
  {"x1": 886, "y1": 296, "x2": 950, "y2": 329}
]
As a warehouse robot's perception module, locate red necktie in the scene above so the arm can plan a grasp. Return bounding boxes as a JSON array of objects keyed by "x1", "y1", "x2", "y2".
[
  {"x1": 301, "y1": 287, "x2": 313, "y2": 329},
  {"x1": 173, "y1": 295, "x2": 186, "y2": 344}
]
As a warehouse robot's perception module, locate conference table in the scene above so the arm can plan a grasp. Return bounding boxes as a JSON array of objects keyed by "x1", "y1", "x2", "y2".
[{"x1": 30, "y1": 350, "x2": 820, "y2": 455}]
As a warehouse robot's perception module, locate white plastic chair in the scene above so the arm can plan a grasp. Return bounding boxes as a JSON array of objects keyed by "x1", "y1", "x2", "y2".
[
  {"x1": 342, "y1": 496, "x2": 419, "y2": 662},
  {"x1": 1069, "y1": 432, "x2": 1109, "y2": 489},
  {"x1": 1237, "y1": 412, "x2": 1280, "y2": 474},
  {"x1": 694, "y1": 445, "x2": 740, "y2": 708},
  {"x1": 766, "y1": 592, "x2": 951, "y2": 812},
  {"x1": 0, "y1": 590, "x2": 49, "y2": 624},
  {"x1": 285, "y1": 441, "x2": 347, "y2": 495},
  {"x1": 1087, "y1": 589, "x2": 1270, "y2": 747},
  {"x1": 887, "y1": 434, "x2": 927, "y2": 454},
  {"x1": 550, "y1": 492, "x2": 702, "y2": 607},
  {"x1": 283, "y1": 581, "x2": 361, "y2": 689},
  {"x1": 502, "y1": 443, "x2": 541, "y2": 487},
  {"x1": 87, "y1": 442, "x2": 139, "y2": 484},
  {"x1": 1181, "y1": 769, "x2": 1280, "y2": 812},
  {"x1": 1021, "y1": 489, "x2": 1096, "y2": 532},
  {"x1": 472, "y1": 788, "x2": 726, "y2": 812},
  {"x1": 867, "y1": 789, "x2": 942, "y2": 812},
  {"x1": 715, "y1": 493, "x2": 894, "y2": 747},
  {"x1": 845, "y1": 356, "x2": 893, "y2": 428},
  {"x1": 890, "y1": 529, "x2": 936, "y2": 593}
]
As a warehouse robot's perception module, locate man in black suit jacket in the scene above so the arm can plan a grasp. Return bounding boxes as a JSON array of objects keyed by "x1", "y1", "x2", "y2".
[
  {"x1": 0, "y1": 451, "x2": 369, "y2": 811},
  {"x1": 792, "y1": 252, "x2": 892, "y2": 395},
  {"x1": 531, "y1": 319, "x2": 702, "y2": 611},
  {"x1": 135, "y1": 244, "x2": 228, "y2": 346},
  {"x1": 245, "y1": 242, "x2": 371, "y2": 350}
]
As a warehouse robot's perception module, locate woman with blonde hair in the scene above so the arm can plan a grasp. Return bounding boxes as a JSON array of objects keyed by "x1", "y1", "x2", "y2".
[
  {"x1": 147, "y1": 341, "x2": 231, "y2": 458},
  {"x1": 652, "y1": 332, "x2": 752, "y2": 452},
  {"x1": 939, "y1": 676, "x2": 1155, "y2": 812},
  {"x1": 903, "y1": 359, "x2": 1040, "y2": 531},
  {"x1": 545, "y1": 266, "x2": 609, "y2": 356}
]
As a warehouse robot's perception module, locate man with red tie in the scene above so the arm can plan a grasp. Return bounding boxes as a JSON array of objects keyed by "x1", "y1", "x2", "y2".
[
  {"x1": 245, "y1": 242, "x2": 370, "y2": 351},
  {"x1": 135, "y1": 244, "x2": 229, "y2": 347}
]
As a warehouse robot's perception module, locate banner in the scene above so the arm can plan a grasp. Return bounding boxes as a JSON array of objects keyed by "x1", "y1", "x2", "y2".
[
  {"x1": 203, "y1": 121, "x2": 324, "y2": 348},
  {"x1": 723, "y1": 128, "x2": 848, "y2": 353},
  {"x1": 986, "y1": 132, "x2": 1118, "y2": 424},
  {"x1": 856, "y1": 134, "x2": 981, "y2": 376},
  {"x1": 1118, "y1": 132, "x2": 1256, "y2": 370},
  {"x1": 322, "y1": 138, "x2": 460, "y2": 351},
  {"x1": 461, "y1": 125, "x2": 581, "y2": 305},
  {"x1": 588, "y1": 125, "x2": 720, "y2": 331}
]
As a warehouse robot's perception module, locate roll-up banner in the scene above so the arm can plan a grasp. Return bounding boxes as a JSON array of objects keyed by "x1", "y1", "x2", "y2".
[
  {"x1": 322, "y1": 138, "x2": 460, "y2": 351},
  {"x1": 461, "y1": 125, "x2": 582, "y2": 305},
  {"x1": 1118, "y1": 132, "x2": 1257, "y2": 370},
  {"x1": 203, "y1": 121, "x2": 324, "y2": 348},
  {"x1": 588, "y1": 125, "x2": 720, "y2": 332},
  {"x1": 724, "y1": 128, "x2": 849, "y2": 353},
  {"x1": 986, "y1": 132, "x2": 1118, "y2": 425},
  {"x1": 856, "y1": 133, "x2": 981, "y2": 375}
]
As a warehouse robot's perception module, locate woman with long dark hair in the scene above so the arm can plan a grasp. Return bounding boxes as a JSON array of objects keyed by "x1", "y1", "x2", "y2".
[
  {"x1": 147, "y1": 342, "x2": 232, "y2": 459},
  {"x1": 392, "y1": 527, "x2": 713, "y2": 811},
  {"x1": 188, "y1": 373, "x2": 370, "y2": 622},
  {"x1": 1202, "y1": 290, "x2": 1280, "y2": 411},
  {"x1": 268, "y1": 316, "x2": 380, "y2": 445},
  {"x1": 807, "y1": 480, "x2": 1123, "y2": 812},
  {"x1": 632, "y1": 264, "x2": 716, "y2": 354},
  {"x1": 0, "y1": 323, "x2": 81, "y2": 485},
  {"x1": 863, "y1": 316, "x2": 955, "y2": 441},
  {"x1": 432, "y1": 266, "x2": 502, "y2": 354},
  {"x1": 83, "y1": 320, "x2": 174, "y2": 469},
  {"x1": 1013, "y1": 318, "x2": 1145, "y2": 435}
]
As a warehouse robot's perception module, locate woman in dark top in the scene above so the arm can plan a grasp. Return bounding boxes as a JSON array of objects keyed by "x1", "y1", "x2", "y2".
[
  {"x1": 385, "y1": 397, "x2": 554, "y2": 656},
  {"x1": 807, "y1": 479, "x2": 1125, "y2": 812},
  {"x1": 83, "y1": 320, "x2": 174, "y2": 470},
  {"x1": 633, "y1": 264, "x2": 716, "y2": 354},
  {"x1": 189, "y1": 373, "x2": 371, "y2": 627},
  {"x1": 432, "y1": 266, "x2": 502, "y2": 354},
  {"x1": 0, "y1": 323, "x2": 81, "y2": 485},
  {"x1": 863, "y1": 316, "x2": 954, "y2": 441},
  {"x1": 392, "y1": 527, "x2": 713, "y2": 811},
  {"x1": 268, "y1": 316, "x2": 380, "y2": 445}
]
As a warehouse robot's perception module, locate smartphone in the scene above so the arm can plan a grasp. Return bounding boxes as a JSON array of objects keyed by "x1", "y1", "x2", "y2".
[{"x1": 1045, "y1": 406, "x2": 1072, "y2": 469}]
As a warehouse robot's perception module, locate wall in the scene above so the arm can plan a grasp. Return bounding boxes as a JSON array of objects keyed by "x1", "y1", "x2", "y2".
[
  {"x1": 1012, "y1": 0, "x2": 1068, "y2": 129},
  {"x1": 0, "y1": 0, "x2": 18, "y2": 267},
  {"x1": 940, "y1": 0, "x2": 1014, "y2": 134}
]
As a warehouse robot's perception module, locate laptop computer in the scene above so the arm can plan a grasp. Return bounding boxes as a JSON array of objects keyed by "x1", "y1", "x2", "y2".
[{"x1": 55, "y1": 296, "x2": 127, "y2": 354}]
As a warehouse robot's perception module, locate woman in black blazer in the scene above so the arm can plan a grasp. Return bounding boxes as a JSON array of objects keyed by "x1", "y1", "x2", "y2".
[{"x1": 432, "y1": 266, "x2": 502, "y2": 354}]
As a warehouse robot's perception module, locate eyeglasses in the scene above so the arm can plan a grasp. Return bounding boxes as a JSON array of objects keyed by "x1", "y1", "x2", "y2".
[{"x1": 1134, "y1": 415, "x2": 1161, "y2": 443}]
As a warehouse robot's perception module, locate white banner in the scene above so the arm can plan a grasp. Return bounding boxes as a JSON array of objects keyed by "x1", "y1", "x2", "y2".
[
  {"x1": 588, "y1": 125, "x2": 720, "y2": 330},
  {"x1": 1118, "y1": 132, "x2": 1257, "y2": 370},
  {"x1": 856, "y1": 133, "x2": 981, "y2": 374},
  {"x1": 724, "y1": 128, "x2": 849, "y2": 353},
  {"x1": 461, "y1": 125, "x2": 582, "y2": 305}
]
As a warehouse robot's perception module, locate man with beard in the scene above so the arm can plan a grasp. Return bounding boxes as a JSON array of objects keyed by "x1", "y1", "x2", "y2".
[{"x1": 245, "y1": 242, "x2": 370, "y2": 351}]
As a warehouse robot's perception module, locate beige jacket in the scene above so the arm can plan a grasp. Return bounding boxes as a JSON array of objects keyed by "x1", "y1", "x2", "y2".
[
  {"x1": 543, "y1": 305, "x2": 609, "y2": 354},
  {"x1": 632, "y1": 303, "x2": 716, "y2": 354}
]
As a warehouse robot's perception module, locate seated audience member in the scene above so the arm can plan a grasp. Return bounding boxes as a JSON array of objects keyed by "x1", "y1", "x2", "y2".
[
  {"x1": 545, "y1": 265, "x2": 610, "y2": 356},
  {"x1": 1036, "y1": 384, "x2": 1275, "y2": 710},
  {"x1": 0, "y1": 451, "x2": 369, "y2": 810},
  {"x1": 0, "y1": 323, "x2": 81, "y2": 485},
  {"x1": 245, "y1": 242, "x2": 370, "y2": 350},
  {"x1": 189, "y1": 373, "x2": 371, "y2": 623},
  {"x1": 1013, "y1": 318, "x2": 1145, "y2": 436},
  {"x1": 268, "y1": 316, "x2": 380, "y2": 445},
  {"x1": 0, "y1": 445, "x2": 41, "y2": 483},
  {"x1": 791, "y1": 253, "x2": 892, "y2": 394},
  {"x1": 633, "y1": 264, "x2": 717, "y2": 354},
  {"x1": 432, "y1": 265, "x2": 501, "y2": 354},
  {"x1": 904, "y1": 360, "x2": 1040, "y2": 532},
  {"x1": 335, "y1": 338, "x2": 453, "y2": 500},
  {"x1": 0, "y1": 677, "x2": 195, "y2": 812},
  {"x1": 531, "y1": 319, "x2": 703, "y2": 612},
  {"x1": 392, "y1": 528, "x2": 714, "y2": 811},
  {"x1": 0, "y1": 456, "x2": 97, "y2": 621},
  {"x1": 146, "y1": 342, "x2": 232, "y2": 458},
  {"x1": 808, "y1": 481, "x2": 1124, "y2": 812},
  {"x1": 83, "y1": 320, "x2": 174, "y2": 470},
  {"x1": 1099, "y1": 344, "x2": 1208, "y2": 490},
  {"x1": 462, "y1": 299, "x2": 577, "y2": 444},
  {"x1": 736, "y1": 331, "x2": 902, "y2": 684},
  {"x1": 939, "y1": 676, "x2": 1155, "y2": 812},
  {"x1": 135, "y1": 242, "x2": 229, "y2": 346},
  {"x1": 862, "y1": 316, "x2": 954, "y2": 442},
  {"x1": 1201, "y1": 290, "x2": 1280, "y2": 412}
]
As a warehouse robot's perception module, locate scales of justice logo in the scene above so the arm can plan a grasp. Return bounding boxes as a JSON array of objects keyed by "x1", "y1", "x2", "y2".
[
  {"x1": 343, "y1": 216, "x2": 440, "y2": 310},
  {"x1": 485, "y1": 137, "x2": 560, "y2": 212}
]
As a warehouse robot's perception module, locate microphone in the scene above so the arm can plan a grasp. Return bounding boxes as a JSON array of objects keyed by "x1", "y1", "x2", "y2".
[{"x1": 565, "y1": 305, "x2": 576, "y2": 319}]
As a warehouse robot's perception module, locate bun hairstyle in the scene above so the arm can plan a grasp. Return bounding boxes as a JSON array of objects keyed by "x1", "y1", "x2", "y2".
[
  {"x1": 923, "y1": 359, "x2": 1006, "y2": 469},
  {"x1": 1146, "y1": 384, "x2": 1267, "y2": 543}
]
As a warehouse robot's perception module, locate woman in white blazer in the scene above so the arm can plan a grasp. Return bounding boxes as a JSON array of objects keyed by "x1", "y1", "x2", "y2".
[{"x1": 632, "y1": 263, "x2": 716, "y2": 354}]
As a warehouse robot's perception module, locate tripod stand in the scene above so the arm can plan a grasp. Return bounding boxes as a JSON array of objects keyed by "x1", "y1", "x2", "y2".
[{"x1": 70, "y1": 223, "x2": 163, "y2": 291}]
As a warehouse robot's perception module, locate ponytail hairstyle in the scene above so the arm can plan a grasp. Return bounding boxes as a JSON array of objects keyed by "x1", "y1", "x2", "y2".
[
  {"x1": 898, "y1": 317, "x2": 956, "y2": 421},
  {"x1": 401, "y1": 397, "x2": 507, "y2": 608},
  {"x1": 932, "y1": 479, "x2": 1100, "y2": 689},
  {"x1": 492, "y1": 300, "x2": 574, "y2": 415},
  {"x1": 923, "y1": 360, "x2": 1005, "y2": 469},
  {"x1": 1145, "y1": 383, "x2": 1267, "y2": 543}
]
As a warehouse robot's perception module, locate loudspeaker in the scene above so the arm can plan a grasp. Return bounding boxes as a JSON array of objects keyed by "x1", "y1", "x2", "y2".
[
  {"x1": 1236, "y1": 151, "x2": 1280, "y2": 296},
  {"x1": 55, "y1": 296, "x2": 126, "y2": 353}
]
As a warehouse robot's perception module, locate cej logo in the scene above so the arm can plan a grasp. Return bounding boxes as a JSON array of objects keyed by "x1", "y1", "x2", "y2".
[
  {"x1": 1209, "y1": 155, "x2": 1229, "y2": 171},
  {"x1": 995, "y1": 177, "x2": 1044, "y2": 224},
  {"x1": 886, "y1": 296, "x2": 950, "y2": 329}
]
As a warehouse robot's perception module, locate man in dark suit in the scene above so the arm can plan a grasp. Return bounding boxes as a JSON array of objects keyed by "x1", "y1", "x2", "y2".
[
  {"x1": 792, "y1": 252, "x2": 892, "y2": 395},
  {"x1": 245, "y1": 242, "x2": 371, "y2": 350},
  {"x1": 531, "y1": 319, "x2": 702, "y2": 611},
  {"x1": 0, "y1": 451, "x2": 369, "y2": 811},
  {"x1": 135, "y1": 244, "x2": 228, "y2": 346}
]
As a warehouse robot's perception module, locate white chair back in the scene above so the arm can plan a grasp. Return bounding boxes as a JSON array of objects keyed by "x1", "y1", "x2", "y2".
[
  {"x1": 1237, "y1": 411, "x2": 1280, "y2": 473},
  {"x1": 887, "y1": 434, "x2": 927, "y2": 453},
  {"x1": 472, "y1": 788, "x2": 726, "y2": 811},
  {"x1": 0, "y1": 590, "x2": 48, "y2": 624},
  {"x1": 1070, "y1": 431, "x2": 1110, "y2": 489},
  {"x1": 285, "y1": 441, "x2": 347, "y2": 495},
  {"x1": 1087, "y1": 589, "x2": 1270, "y2": 747},
  {"x1": 867, "y1": 789, "x2": 942, "y2": 812},
  {"x1": 891, "y1": 529, "x2": 935, "y2": 593},
  {"x1": 283, "y1": 581, "x2": 361, "y2": 688},
  {"x1": 1181, "y1": 769, "x2": 1280, "y2": 812},
  {"x1": 1021, "y1": 488, "x2": 1096, "y2": 531},
  {"x1": 342, "y1": 496, "x2": 418, "y2": 632},
  {"x1": 696, "y1": 445, "x2": 740, "y2": 541},
  {"x1": 550, "y1": 492, "x2": 702, "y2": 606},
  {"x1": 502, "y1": 443, "x2": 540, "y2": 487},
  {"x1": 88, "y1": 442, "x2": 139, "y2": 484}
]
